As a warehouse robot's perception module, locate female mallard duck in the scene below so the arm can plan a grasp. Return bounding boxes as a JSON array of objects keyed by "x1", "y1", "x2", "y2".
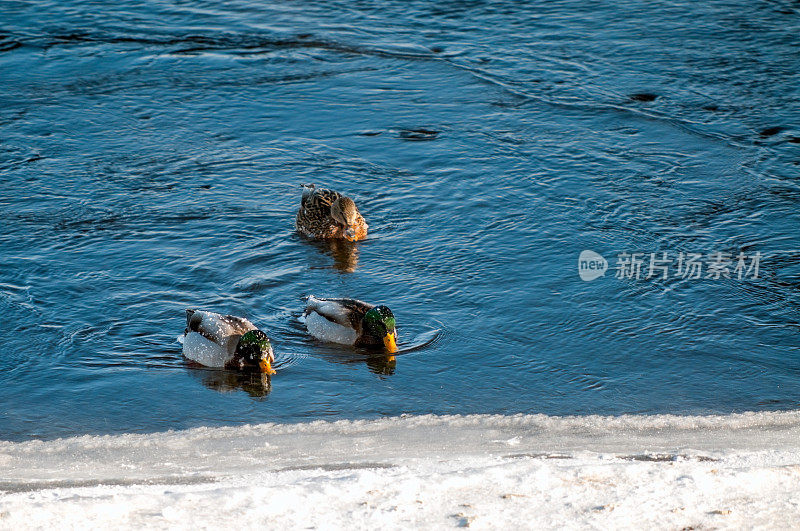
[
  {"x1": 295, "y1": 184, "x2": 368, "y2": 241},
  {"x1": 302, "y1": 296, "x2": 397, "y2": 352},
  {"x1": 181, "y1": 309, "x2": 275, "y2": 374}
]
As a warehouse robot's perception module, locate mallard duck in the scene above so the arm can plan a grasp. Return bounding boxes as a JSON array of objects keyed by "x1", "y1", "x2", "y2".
[
  {"x1": 295, "y1": 184, "x2": 368, "y2": 241},
  {"x1": 181, "y1": 309, "x2": 275, "y2": 374},
  {"x1": 302, "y1": 296, "x2": 397, "y2": 352}
]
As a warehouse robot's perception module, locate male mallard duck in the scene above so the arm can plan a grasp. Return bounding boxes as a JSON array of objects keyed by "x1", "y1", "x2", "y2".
[
  {"x1": 295, "y1": 184, "x2": 368, "y2": 241},
  {"x1": 181, "y1": 309, "x2": 275, "y2": 374},
  {"x1": 302, "y1": 296, "x2": 397, "y2": 352}
]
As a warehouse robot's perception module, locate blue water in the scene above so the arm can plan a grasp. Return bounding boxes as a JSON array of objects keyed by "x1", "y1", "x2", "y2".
[{"x1": 1, "y1": 0, "x2": 799, "y2": 441}]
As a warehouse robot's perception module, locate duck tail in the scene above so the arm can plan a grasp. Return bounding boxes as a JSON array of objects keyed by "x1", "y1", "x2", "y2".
[
  {"x1": 304, "y1": 294, "x2": 323, "y2": 310},
  {"x1": 300, "y1": 183, "x2": 316, "y2": 205},
  {"x1": 184, "y1": 308, "x2": 198, "y2": 333},
  {"x1": 300, "y1": 295, "x2": 317, "y2": 318}
]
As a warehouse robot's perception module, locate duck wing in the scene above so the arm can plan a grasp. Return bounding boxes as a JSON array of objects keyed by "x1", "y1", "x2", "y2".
[
  {"x1": 301, "y1": 186, "x2": 342, "y2": 210},
  {"x1": 297, "y1": 187, "x2": 343, "y2": 229},
  {"x1": 304, "y1": 296, "x2": 373, "y2": 329},
  {"x1": 185, "y1": 309, "x2": 256, "y2": 346}
]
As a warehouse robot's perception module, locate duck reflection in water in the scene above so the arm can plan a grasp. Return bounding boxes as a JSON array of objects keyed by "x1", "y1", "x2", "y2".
[
  {"x1": 308, "y1": 238, "x2": 360, "y2": 273},
  {"x1": 365, "y1": 353, "x2": 396, "y2": 375},
  {"x1": 311, "y1": 349, "x2": 397, "y2": 376},
  {"x1": 190, "y1": 368, "x2": 272, "y2": 398}
]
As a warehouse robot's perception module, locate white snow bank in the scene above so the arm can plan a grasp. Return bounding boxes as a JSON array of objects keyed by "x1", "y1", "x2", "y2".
[{"x1": 2, "y1": 412, "x2": 800, "y2": 529}]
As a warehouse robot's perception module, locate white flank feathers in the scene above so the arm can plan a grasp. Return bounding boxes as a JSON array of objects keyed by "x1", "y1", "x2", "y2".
[
  {"x1": 304, "y1": 310, "x2": 358, "y2": 345},
  {"x1": 181, "y1": 332, "x2": 231, "y2": 368}
]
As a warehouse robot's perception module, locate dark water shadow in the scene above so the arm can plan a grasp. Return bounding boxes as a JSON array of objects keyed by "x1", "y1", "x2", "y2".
[
  {"x1": 619, "y1": 453, "x2": 718, "y2": 463},
  {"x1": 279, "y1": 462, "x2": 395, "y2": 472},
  {"x1": 0, "y1": 475, "x2": 217, "y2": 494}
]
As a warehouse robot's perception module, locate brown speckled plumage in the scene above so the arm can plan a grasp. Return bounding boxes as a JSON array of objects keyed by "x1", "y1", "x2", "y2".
[{"x1": 295, "y1": 184, "x2": 368, "y2": 241}]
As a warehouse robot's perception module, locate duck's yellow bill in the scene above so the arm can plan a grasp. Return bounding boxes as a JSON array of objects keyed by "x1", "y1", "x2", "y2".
[
  {"x1": 383, "y1": 333, "x2": 398, "y2": 353},
  {"x1": 260, "y1": 359, "x2": 276, "y2": 375}
]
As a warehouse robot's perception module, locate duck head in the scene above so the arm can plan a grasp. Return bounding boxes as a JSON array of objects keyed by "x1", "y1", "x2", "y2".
[
  {"x1": 234, "y1": 330, "x2": 275, "y2": 374},
  {"x1": 362, "y1": 306, "x2": 398, "y2": 353},
  {"x1": 330, "y1": 196, "x2": 360, "y2": 241}
]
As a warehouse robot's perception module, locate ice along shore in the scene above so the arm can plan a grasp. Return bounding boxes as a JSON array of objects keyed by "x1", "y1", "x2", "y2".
[{"x1": 2, "y1": 412, "x2": 800, "y2": 528}]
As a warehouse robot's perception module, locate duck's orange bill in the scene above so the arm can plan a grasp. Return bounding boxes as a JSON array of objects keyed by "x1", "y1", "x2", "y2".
[
  {"x1": 260, "y1": 359, "x2": 276, "y2": 375},
  {"x1": 383, "y1": 332, "x2": 398, "y2": 353}
]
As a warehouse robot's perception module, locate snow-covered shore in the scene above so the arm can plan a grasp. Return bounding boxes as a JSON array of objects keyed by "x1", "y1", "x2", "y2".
[{"x1": 2, "y1": 412, "x2": 800, "y2": 529}]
